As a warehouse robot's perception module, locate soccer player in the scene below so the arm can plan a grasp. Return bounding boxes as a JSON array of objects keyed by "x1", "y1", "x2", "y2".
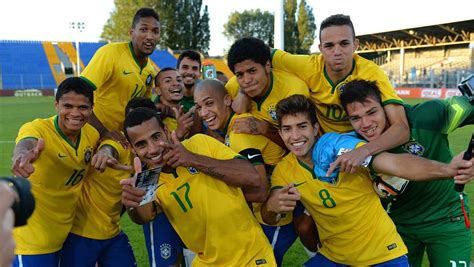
[
  {"x1": 10, "y1": 77, "x2": 100, "y2": 267},
  {"x1": 225, "y1": 37, "x2": 309, "y2": 147},
  {"x1": 120, "y1": 107, "x2": 276, "y2": 266},
  {"x1": 154, "y1": 67, "x2": 194, "y2": 139},
  {"x1": 269, "y1": 14, "x2": 410, "y2": 172},
  {"x1": 80, "y1": 8, "x2": 160, "y2": 144},
  {"x1": 177, "y1": 50, "x2": 201, "y2": 112},
  {"x1": 0, "y1": 182, "x2": 15, "y2": 267},
  {"x1": 194, "y1": 79, "x2": 293, "y2": 265},
  {"x1": 261, "y1": 94, "x2": 471, "y2": 266},
  {"x1": 339, "y1": 79, "x2": 474, "y2": 266}
]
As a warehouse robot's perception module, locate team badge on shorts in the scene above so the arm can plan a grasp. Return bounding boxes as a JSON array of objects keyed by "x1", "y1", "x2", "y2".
[
  {"x1": 404, "y1": 141, "x2": 424, "y2": 156},
  {"x1": 188, "y1": 167, "x2": 199, "y2": 175},
  {"x1": 160, "y1": 243, "x2": 171, "y2": 259},
  {"x1": 146, "y1": 74, "x2": 153, "y2": 86},
  {"x1": 84, "y1": 147, "x2": 93, "y2": 164},
  {"x1": 267, "y1": 106, "x2": 277, "y2": 121}
]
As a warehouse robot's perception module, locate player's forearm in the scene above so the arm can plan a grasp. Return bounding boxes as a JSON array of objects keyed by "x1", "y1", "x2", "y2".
[
  {"x1": 263, "y1": 126, "x2": 286, "y2": 149},
  {"x1": 242, "y1": 164, "x2": 268, "y2": 202},
  {"x1": 12, "y1": 139, "x2": 37, "y2": 160},
  {"x1": 373, "y1": 152, "x2": 453, "y2": 181},
  {"x1": 260, "y1": 200, "x2": 280, "y2": 225},
  {"x1": 88, "y1": 112, "x2": 109, "y2": 138},
  {"x1": 231, "y1": 91, "x2": 251, "y2": 114},
  {"x1": 191, "y1": 156, "x2": 262, "y2": 188}
]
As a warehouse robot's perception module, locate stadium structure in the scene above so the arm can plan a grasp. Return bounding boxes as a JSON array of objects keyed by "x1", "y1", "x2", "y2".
[{"x1": 0, "y1": 19, "x2": 472, "y2": 98}]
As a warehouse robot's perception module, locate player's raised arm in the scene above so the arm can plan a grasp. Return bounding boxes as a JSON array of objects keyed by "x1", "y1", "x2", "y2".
[
  {"x1": 162, "y1": 131, "x2": 265, "y2": 202},
  {"x1": 11, "y1": 138, "x2": 44, "y2": 177},
  {"x1": 372, "y1": 151, "x2": 472, "y2": 181}
]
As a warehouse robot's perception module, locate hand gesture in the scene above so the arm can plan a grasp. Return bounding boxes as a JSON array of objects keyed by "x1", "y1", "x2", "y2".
[
  {"x1": 103, "y1": 130, "x2": 130, "y2": 149},
  {"x1": 91, "y1": 146, "x2": 132, "y2": 172},
  {"x1": 162, "y1": 131, "x2": 195, "y2": 168},
  {"x1": 120, "y1": 157, "x2": 146, "y2": 208},
  {"x1": 266, "y1": 183, "x2": 301, "y2": 213},
  {"x1": 451, "y1": 151, "x2": 474, "y2": 185},
  {"x1": 232, "y1": 117, "x2": 269, "y2": 135},
  {"x1": 326, "y1": 146, "x2": 371, "y2": 177},
  {"x1": 173, "y1": 106, "x2": 194, "y2": 140},
  {"x1": 11, "y1": 138, "x2": 45, "y2": 177}
]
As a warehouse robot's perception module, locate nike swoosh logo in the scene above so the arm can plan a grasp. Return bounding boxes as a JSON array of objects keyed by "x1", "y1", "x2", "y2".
[
  {"x1": 248, "y1": 154, "x2": 262, "y2": 159},
  {"x1": 123, "y1": 70, "x2": 132, "y2": 75},
  {"x1": 58, "y1": 153, "x2": 67, "y2": 158},
  {"x1": 294, "y1": 181, "x2": 307, "y2": 187}
]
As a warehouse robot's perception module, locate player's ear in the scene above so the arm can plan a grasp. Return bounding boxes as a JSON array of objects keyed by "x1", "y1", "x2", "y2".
[
  {"x1": 264, "y1": 60, "x2": 271, "y2": 74},
  {"x1": 223, "y1": 94, "x2": 231, "y2": 107},
  {"x1": 313, "y1": 122, "x2": 319, "y2": 137}
]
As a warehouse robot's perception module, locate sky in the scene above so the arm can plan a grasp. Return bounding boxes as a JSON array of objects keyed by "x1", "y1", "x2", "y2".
[{"x1": 0, "y1": 0, "x2": 472, "y2": 56}]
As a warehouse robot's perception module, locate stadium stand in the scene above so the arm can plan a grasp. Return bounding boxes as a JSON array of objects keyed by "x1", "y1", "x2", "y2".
[
  {"x1": 0, "y1": 40, "x2": 56, "y2": 90},
  {"x1": 78, "y1": 42, "x2": 107, "y2": 66}
]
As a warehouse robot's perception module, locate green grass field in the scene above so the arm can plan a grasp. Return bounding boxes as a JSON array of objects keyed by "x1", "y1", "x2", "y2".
[{"x1": 1, "y1": 96, "x2": 473, "y2": 266}]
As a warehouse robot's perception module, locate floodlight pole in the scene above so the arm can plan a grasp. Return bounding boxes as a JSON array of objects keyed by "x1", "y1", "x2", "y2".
[
  {"x1": 274, "y1": 0, "x2": 284, "y2": 50},
  {"x1": 70, "y1": 22, "x2": 85, "y2": 76}
]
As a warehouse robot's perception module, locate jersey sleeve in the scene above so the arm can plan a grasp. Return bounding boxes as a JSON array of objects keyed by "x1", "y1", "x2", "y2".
[
  {"x1": 224, "y1": 77, "x2": 240, "y2": 99},
  {"x1": 80, "y1": 45, "x2": 114, "y2": 90},
  {"x1": 270, "y1": 49, "x2": 320, "y2": 85},
  {"x1": 373, "y1": 68, "x2": 403, "y2": 106},
  {"x1": 16, "y1": 120, "x2": 42, "y2": 143},
  {"x1": 228, "y1": 132, "x2": 265, "y2": 165}
]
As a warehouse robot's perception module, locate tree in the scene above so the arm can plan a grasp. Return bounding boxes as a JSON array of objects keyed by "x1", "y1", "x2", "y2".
[
  {"x1": 296, "y1": 0, "x2": 316, "y2": 53},
  {"x1": 222, "y1": 1, "x2": 316, "y2": 54},
  {"x1": 223, "y1": 9, "x2": 274, "y2": 47},
  {"x1": 101, "y1": 0, "x2": 211, "y2": 54}
]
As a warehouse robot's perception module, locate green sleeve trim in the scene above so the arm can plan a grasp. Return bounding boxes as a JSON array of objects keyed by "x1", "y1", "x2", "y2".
[
  {"x1": 446, "y1": 102, "x2": 465, "y2": 134},
  {"x1": 270, "y1": 49, "x2": 278, "y2": 61},
  {"x1": 382, "y1": 99, "x2": 404, "y2": 106},
  {"x1": 234, "y1": 155, "x2": 247, "y2": 160},
  {"x1": 252, "y1": 161, "x2": 264, "y2": 166},
  {"x1": 80, "y1": 76, "x2": 97, "y2": 91},
  {"x1": 271, "y1": 185, "x2": 284, "y2": 191}
]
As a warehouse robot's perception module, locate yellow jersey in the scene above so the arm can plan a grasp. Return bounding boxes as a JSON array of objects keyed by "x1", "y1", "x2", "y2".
[
  {"x1": 71, "y1": 138, "x2": 133, "y2": 240},
  {"x1": 154, "y1": 134, "x2": 276, "y2": 266},
  {"x1": 81, "y1": 42, "x2": 156, "y2": 132},
  {"x1": 223, "y1": 113, "x2": 288, "y2": 226},
  {"x1": 271, "y1": 151, "x2": 407, "y2": 265},
  {"x1": 13, "y1": 116, "x2": 99, "y2": 254},
  {"x1": 163, "y1": 116, "x2": 178, "y2": 132},
  {"x1": 271, "y1": 49, "x2": 403, "y2": 133},
  {"x1": 226, "y1": 69, "x2": 309, "y2": 127}
]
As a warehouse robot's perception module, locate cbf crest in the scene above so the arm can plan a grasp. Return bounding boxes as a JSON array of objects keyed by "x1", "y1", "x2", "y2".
[
  {"x1": 267, "y1": 105, "x2": 277, "y2": 122},
  {"x1": 146, "y1": 74, "x2": 153, "y2": 86},
  {"x1": 404, "y1": 141, "x2": 424, "y2": 156},
  {"x1": 224, "y1": 134, "x2": 230, "y2": 146},
  {"x1": 160, "y1": 243, "x2": 171, "y2": 259},
  {"x1": 84, "y1": 147, "x2": 93, "y2": 164},
  {"x1": 188, "y1": 167, "x2": 199, "y2": 175}
]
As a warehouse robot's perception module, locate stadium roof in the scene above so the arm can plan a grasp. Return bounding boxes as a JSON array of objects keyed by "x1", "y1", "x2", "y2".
[{"x1": 357, "y1": 19, "x2": 474, "y2": 52}]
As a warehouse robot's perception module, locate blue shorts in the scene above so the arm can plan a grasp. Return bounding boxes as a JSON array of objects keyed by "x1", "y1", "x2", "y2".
[
  {"x1": 261, "y1": 223, "x2": 298, "y2": 266},
  {"x1": 60, "y1": 231, "x2": 136, "y2": 267},
  {"x1": 13, "y1": 251, "x2": 61, "y2": 267},
  {"x1": 143, "y1": 212, "x2": 183, "y2": 266},
  {"x1": 303, "y1": 253, "x2": 409, "y2": 267}
]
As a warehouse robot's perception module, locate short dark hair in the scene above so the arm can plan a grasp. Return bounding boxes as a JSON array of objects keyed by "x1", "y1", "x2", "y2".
[
  {"x1": 132, "y1": 8, "x2": 160, "y2": 28},
  {"x1": 177, "y1": 50, "x2": 201, "y2": 69},
  {"x1": 320, "y1": 14, "x2": 355, "y2": 41},
  {"x1": 227, "y1": 37, "x2": 270, "y2": 73},
  {"x1": 276, "y1": 95, "x2": 317, "y2": 126},
  {"x1": 339, "y1": 80, "x2": 383, "y2": 112},
  {"x1": 155, "y1": 67, "x2": 178, "y2": 86},
  {"x1": 123, "y1": 107, "x2": 164, "y2": 142},
  {"x1": 125, "y1": 97, "x2": 157, "y2": 116},
  {"x1": 57, "y1": 77, "x2": 94, "y2": 105}
]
